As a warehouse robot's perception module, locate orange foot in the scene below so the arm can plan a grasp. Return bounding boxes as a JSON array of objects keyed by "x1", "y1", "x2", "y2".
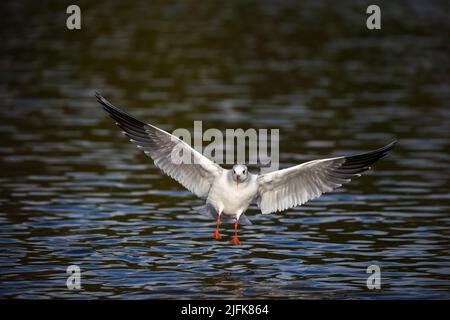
[
  {"x1": 213, "y1": 229, "x2": 221, "y2": 240},
  {"x1": 230, "y1": 236, "x2": 241, "y2": 245}
]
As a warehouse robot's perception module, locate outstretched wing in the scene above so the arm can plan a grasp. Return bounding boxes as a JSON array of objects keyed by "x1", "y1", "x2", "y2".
[
  {"x1": 256, "y1": 141, "x2": 396, "y2": 214},
  {"x1": 96, "y1": 93, "x2": 223, "y2": 198}
]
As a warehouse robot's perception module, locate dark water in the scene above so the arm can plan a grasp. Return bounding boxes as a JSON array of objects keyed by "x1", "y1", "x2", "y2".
[{"x1": 0, "y1": 0, "x2": 449, "y2": 299}]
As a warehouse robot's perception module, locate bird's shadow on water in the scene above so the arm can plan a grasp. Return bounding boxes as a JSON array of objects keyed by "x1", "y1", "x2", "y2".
[
  {"x1": 72, "y1": 205, "x2": 444, "y2": 299},
  {"x1": 185, "y1": 209, "x2": 384, "y2": 299},
  {"x1": 192, "y1": 223, "x2": 322, "y2": 298},
  {"x1": 196, "y1": 256, "x2": 332, "y2": 299}
]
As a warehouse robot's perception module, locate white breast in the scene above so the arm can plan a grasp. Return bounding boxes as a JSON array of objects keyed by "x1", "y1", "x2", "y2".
[{"x1": 207, "y1": 172, "x2": 258, "y2": 216}]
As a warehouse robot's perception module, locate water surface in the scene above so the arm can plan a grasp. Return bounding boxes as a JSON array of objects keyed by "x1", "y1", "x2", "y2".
[{"x1": 0, "y1": 0, "x2": 449, "y2": 299}]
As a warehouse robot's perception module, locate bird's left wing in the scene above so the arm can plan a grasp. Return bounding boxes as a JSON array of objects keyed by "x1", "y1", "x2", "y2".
[
  {"x1": 256, "y1": 141, "x2": 396, "y2": 214},
  {"x1": 96, "y1": 93, "x2": 224, "y2": 198}
]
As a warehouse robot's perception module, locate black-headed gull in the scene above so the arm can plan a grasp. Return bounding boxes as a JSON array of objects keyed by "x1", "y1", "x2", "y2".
[{"x1": 96, "y1": 93, "x2": 396, "y2": 245}]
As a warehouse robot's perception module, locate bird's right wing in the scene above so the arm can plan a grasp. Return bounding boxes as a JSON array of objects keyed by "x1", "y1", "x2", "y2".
[
  {"x1": 256, "y1": 141, "x2": 396, "y2": 214},
  {"x1": 96, "y1": 93, "x2": 224, "y2": 198}
]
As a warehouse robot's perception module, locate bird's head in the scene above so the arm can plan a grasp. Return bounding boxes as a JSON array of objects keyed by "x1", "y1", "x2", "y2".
[{"x1": 231, "y1": 164, "x2": 248, "y2": 183}]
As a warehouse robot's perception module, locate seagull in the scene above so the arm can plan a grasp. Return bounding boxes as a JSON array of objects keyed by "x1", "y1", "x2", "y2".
[{"x1": 96, "y1": 93, "x2": 396, "y2": 245}]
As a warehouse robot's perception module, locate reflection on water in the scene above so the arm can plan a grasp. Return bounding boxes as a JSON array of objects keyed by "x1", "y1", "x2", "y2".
[{"x1": 0, "y1": 1, "x2": 449, "y2": 299}]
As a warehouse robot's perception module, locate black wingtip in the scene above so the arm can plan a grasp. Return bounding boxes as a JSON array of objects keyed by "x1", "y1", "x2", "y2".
[
  {"x1": 373, "y1": 140, "x2": 397, "y2": 156},
  {"x1": 95, "y1": 92, "x2": 148, "y2": 129},
  {"x1": 94, "y1": 92, "x2": 118, "y2": 112},
  {"x1": 352, "y1": 140, "x2": 397, "y2": 158},
  {"x1": 94, "y1": 91, "x2": 102, "y2": 99},
  {"x1": 372, "y1": 140, "x2": 397, "y2": 153},
  {"x1": 95, "y1": 92, "x2": 108, "y2": 107},
  {"x1": 386, "y1": 140, "x2": 398, "y2": 150},
  {"x1": 94, "y1": 91, "x2": 107, "y2": 107},
  {"x1": 379, "y1": 140, "x2": 397, "y2": 157}
]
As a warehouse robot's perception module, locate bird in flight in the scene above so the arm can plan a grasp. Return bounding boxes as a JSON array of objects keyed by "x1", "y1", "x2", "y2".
[{"x1": 96, "y1": 93, "x2": 396, "y2": 245}]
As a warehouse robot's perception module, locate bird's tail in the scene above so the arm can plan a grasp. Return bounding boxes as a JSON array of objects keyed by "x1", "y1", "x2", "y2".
[{"x1": 192, "y1": 204, "x2": 252, "y2": 225}]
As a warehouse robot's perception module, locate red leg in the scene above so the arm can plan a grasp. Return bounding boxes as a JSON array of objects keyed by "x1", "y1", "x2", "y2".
[
  {"x1": 213, "y1": 214, "x2": 221, "y2": 240},
  {"x1": 230, "y1": 222, "x2": 240, "y2": 245}
]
